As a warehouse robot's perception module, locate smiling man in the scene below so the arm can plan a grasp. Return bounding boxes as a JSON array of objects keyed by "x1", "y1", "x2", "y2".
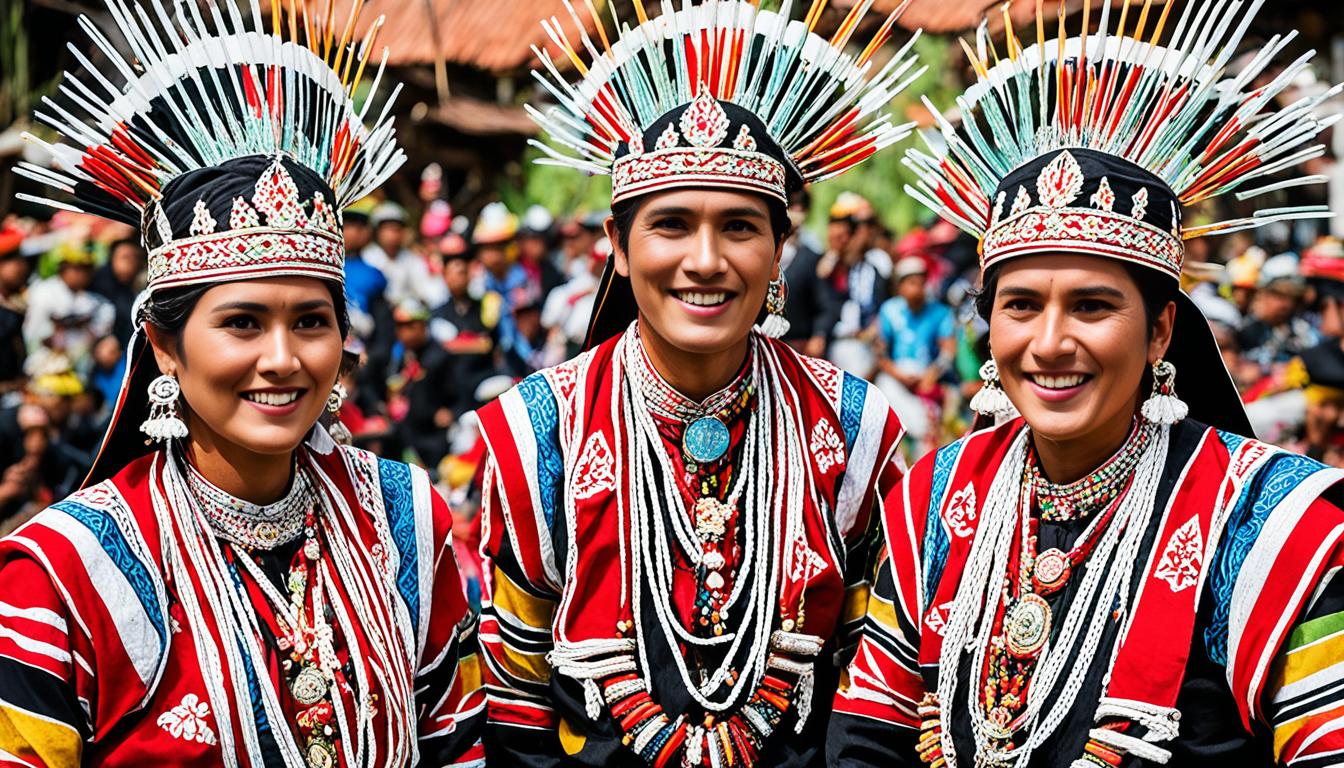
[{"x1": 471, "y1": 2, "x2": 925, "y2": 765}]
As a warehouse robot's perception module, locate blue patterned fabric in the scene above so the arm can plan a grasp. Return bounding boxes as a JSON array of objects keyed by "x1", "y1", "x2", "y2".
[
  {"x1": 1204, "y1": 437, "x2": 1328, "y2": 664},
  {"x1": 377, "y1": 459, "x2": 420, "y2": 630},
  {"x1": 921, "y1": 440, "x2": 963, "y2": 609},
  {"x1": 53, "y1": 500, "x2": 167, "y2": 650},
  {"x1": 516, "y1": 373, "x2": 563, "y2": 531},
  {"x1": 840, "y1": 373, "x2": 867, "y2": 453}
]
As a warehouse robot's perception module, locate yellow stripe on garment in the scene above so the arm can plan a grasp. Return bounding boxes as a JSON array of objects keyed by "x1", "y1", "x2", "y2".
[
  {"x1": 492, "y1": 572, "x2": 557, "y2": 631},
  {"x1": 456, "y1": 651, "x2": 484, "y2": 696},
  {"x1": 0, "y1": 701, "x2": 82, "y2": 766},
  {"x1": 864, "y1": 590, "x2": 902, "y2": 633},
  {"x1": 1267, "y1": 629, "x2": 1344, "y2": 758},
  {"x1": 1273, "y1": 703, "x2": 1344, "y2": 760},
  {"x1": 842, "y1": 584, "x2": 871, "y2": 626}
]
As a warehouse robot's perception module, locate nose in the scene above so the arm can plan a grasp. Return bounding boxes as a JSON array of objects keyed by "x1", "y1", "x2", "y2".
[
  {"x1": 1027, "y1": 304, "x2": 1078, "y2": 362},
  {"x1": 258, "y1": 325, "x2": 302, "y2": 379},
  {"x1": 684, "y1": 221, "x2": 728, "y2": 279}
]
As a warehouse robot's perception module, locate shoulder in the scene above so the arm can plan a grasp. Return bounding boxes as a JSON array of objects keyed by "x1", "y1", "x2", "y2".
[{"x1": 768, "y1": 339, "x2": 904, "y2": 456}]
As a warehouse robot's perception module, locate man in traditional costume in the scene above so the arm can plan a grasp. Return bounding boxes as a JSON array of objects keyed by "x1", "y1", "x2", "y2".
[
  {"x1": 475, "y1": 1, "x2": 925, "y2": 764},
  {"x1": 0, "y1": 1, "x2": 484, "y2": 764},
  {"x1": 829, "y1": 1, "x2": 1343, "y2": 766}
]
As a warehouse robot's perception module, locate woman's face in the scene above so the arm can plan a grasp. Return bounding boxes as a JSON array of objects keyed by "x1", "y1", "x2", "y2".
[
  {"x1": 989, "y1": 255, "x2": 1174, "y2": 445},
  {"x1": 147, "y1": 277, "x2": 343, "y2": 461},
  {"x1": 607, "y1": 188, "x2": 781, "y2": 357}
]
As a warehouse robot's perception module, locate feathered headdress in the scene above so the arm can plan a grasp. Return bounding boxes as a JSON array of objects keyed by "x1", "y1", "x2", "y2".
[
  {"x1": 16, "y1": 0, "x2": 405, "y2": 294},
  {"x1": 905, "y1": 0, "x2": 1338, "y2": 279},
  {"x1": 528, "y1": 0, "x2": 928, "y2": 204}
]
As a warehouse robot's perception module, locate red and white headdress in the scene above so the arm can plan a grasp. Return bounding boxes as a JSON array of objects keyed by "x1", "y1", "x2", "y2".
[{"x1": 17, "y1": 0, "x2": 405, "y2": 295}]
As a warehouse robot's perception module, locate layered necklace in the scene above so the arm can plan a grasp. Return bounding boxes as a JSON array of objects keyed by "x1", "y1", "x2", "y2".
[
  {"x1": 549, "y1": 327, "x2": 826, "y2": 768},
  {"x1": 927, "y1": 419, "x2": 1169, "y2": 768}
]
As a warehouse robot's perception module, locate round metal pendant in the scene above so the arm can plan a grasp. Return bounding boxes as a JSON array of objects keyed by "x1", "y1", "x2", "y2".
[
  {"x1": 683, "y1": 417, "x2": 731, "y2": 465},
  {"x1": 1004, "y1": 593, "x2": 1051, "y2": 659},
  {"x1": 291, "y1": 666, "x2": 329, "y2": 705},
  {"x1": 1032, "y1": 548, "x2": 1071, "y2": 594},
  {"x1": 305, "y1": 739, "x2": 336, "y2": 768}
]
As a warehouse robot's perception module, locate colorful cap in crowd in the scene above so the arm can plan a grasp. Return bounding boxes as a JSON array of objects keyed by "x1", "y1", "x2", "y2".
[
  {"x1": 474, "y1": 202, "x2": 519, "y2": 245},
  {"x1": 904, "y1": 0, "x2": 1339, "y2": 436}
]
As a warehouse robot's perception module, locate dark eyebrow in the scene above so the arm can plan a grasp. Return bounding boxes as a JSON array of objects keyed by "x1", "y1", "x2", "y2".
[
  {"x1": 210, "y1": 299, "x2": 333, "y2": 314},
  {"x1": 1069, "y1": 285, "x2": 1128, "y2": 301},
  {"x1": 642, "y1": 205, "x2": 767, "y2": 220},
  {"x1": 643, "y1": 206, "x2": 696, "y2": 219},
  {"x1": 997, "y1": 286, "x2": 1041, "y2": 299},
  {"x1": 719, "y1": 207, "x2": 768, "y2": 220}
]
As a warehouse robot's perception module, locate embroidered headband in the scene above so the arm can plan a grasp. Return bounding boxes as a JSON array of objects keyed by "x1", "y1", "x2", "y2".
[
  {"x1": 905, "y1": 0, "x2": 1339, "y2": 279},
  {"x1": 16, "y1": 0, "x2": 406, "y2": 295},
  {"x1": 528, "y1": 0, "x2": 927, "y2": 204}
]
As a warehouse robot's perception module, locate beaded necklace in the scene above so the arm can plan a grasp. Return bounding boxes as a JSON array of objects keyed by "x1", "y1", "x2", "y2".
[
  {"x1": 186, "y1": 461, "x2": 311, "y2": 550},
  {"x1": 635, "y1": 336, "x2": 755, "y2": 472},
  {"x1": 1029, "y1": 420, "x2": 1150, "y2": 522}
]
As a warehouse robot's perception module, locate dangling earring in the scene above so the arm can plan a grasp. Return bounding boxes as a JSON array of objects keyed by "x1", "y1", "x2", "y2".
[
  {"x1": 969, "y1": 359, "x2": 1019, "y2": 420},
  {"x1": 759, "y1": 277, "x2": 790, "y2": 338},
  {"x1": 1141, "y1": 359, "x2": 1188, "y2": 425},
  {"x1": 141, "y1": 374, "x2": 188, "y2": 442},
  {"x1": 326, "y1": 382, "x2": 353, "y2": 444}
]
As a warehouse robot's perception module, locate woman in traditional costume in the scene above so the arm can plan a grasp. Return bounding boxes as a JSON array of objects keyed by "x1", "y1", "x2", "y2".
[
  {"x1": 0, "y1": 2, "x2": 484, "y2": 764},
  {"x1": 475, "y1": 2, "x2": 924, "y2": 765},
  {"x1": 829, "y1": 1, "x2": 1343, "y2": 766}
]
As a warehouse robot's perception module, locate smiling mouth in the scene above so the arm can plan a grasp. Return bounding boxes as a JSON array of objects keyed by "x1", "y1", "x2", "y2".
[
  {"x1": 672, "y1": 290, "x2": 733, "y2": 307},
  {"x1": 1027, "y1": 373, "x2": 1092, "y2": 390},
  {"x1": 241, "y1": 390, "x2": 304, "y2": 406}
]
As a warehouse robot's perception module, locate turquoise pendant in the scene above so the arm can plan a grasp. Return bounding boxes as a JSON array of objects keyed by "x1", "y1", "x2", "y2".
[{"x1": 683, "y1": 417, "x2": 730, "y2": 464}]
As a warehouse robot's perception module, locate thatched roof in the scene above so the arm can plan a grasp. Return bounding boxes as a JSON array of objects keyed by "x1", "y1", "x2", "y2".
[{"x1": 836, "y1": 0, "x2": 1153, "y2": 34}]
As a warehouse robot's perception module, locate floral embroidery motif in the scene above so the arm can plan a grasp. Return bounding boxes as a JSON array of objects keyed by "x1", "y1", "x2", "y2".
[
  {"x1": 1130, "y1": 186, "x2": 1149, "y2": 220},
  {"x1": 189, "y1": 200, "x2": 217, "y2": 237},
  {"x1": 1011, "y1": 186, "x2": 1032, "y2": 216},
  {"x1": 656, "y1": 123, "x2": 680, "y2": 151},
  {"x1": 628, "y1": 132, "x2": 645, "y2": 155},
  {"x1": 157, "y1": 693, "x2": 218, "y2": 746},
  {"x1": 1036, "y1": 150, "x2": 1084, "y2": 208},
  {"x1": 229, "y1": 197, "x2": 261, "y2": 229},
  {"x1": 925, "y1": 603, "x2": 951, "y2": 636},
  {"x1": 732, "y1": 124, "x2": 757, "y2": 152},
  {"x1": 800, "y1": 356, "x2": 843, "y2": 401},
  {"x1": 943, "y1": 483, "x2": 977, "y2": 538},
  {"x1": 992, "y1": 191, "x2": 1007, "y2": 224},
  {"x1": 150, "y1": 231, "x2": 345, "y2": 290},
  {"x1": 810, "y1": 420, "x2": 846, "y2": 475},
  {"x1": 1153, "y1": 515, "x2": 1203, "y2": 592},
  {"x1": 251, "y1": 159, "x2": 308, "y2": 230},
  {"x1": 154, "y1": 204, "x2": 174, "y2": 245},
  {"x1": 789, "y1": 535, "x2": 829, "y2": 583},
  {"x1": 1091, "y1": 176, "x2": 1115, "y2": 212},
  {"x1": 572, "y1": 432, "x2": 617, "y2": 500},
  {"x1": 679, "y1": 90, "x2": 730, "y2": 149},
  {"x1": 983, "y1": 207, "x2": 1183, "y2": 278},
  {"x1": 611, "y1": 148, "x2": 787, "y2": 203}
]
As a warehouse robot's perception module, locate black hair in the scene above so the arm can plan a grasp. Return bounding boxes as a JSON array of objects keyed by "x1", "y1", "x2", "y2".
[
  {"x1": 609, "y1": 192, "x2": 793, "y2": 256},
  {"x1": 974, "y1": 259, "x2": 1177, "y2": 339},
  {"x1": 143, "y1": 279, "x2": 351, "y2": 352},
  {"x1": 108, "y1": 237, "x2": 145, "y2": 258}
]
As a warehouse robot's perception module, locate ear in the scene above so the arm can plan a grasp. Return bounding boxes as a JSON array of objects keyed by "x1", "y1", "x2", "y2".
[
  {"x1": 143, "y1": 323, "x2": 181, "y2": 378},
  {"x1": 1148, "y1": 300, "x2": 1178, "y2": 363},
  {"x1": 604, "y1": 215, "x2": 630, "y2": 278}
]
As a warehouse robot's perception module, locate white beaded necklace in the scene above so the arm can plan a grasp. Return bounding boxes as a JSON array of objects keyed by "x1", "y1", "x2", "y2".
[
  {"x1": 620, "y1": 325, "x2": 807, "y2": 713},
  {"x1": 935, "y1": 423, "x2": 1169, "y2": 767}
]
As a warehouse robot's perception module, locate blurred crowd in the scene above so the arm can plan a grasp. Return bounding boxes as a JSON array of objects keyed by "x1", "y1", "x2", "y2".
[{"x1": 1, "y1": 164, "x2": 1341, "y2": 584}]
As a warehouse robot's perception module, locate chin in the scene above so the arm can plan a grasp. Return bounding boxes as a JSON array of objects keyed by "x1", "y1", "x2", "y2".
[{"x1": 1016, "y1": 406, "x2": 1096, "y2": 444}]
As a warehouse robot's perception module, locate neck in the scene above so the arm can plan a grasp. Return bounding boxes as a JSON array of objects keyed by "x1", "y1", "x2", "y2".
[
  {"x1": 184, "y1": 424, "x2": 294, "y2": 505},
  {"x1": 1031, "y1": 410, "x2": 1135, "y2": 485},
  {"x1": 638, "y1": 318, "x2": 749, "y2": 403}
]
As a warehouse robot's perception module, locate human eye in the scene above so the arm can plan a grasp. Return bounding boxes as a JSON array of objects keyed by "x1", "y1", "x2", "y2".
[
  {"x1": 649, "y1": 216, "x2": 688, "y2": 233},
  {"x1": 724, "y1": 218, "x2": 762, "y2": 235},
  {"x1": 1074, "y1": 298, "x2": 1116, "y2": 315},
  {"x1": 220, "y1": 314, "x2": 259, "y2": 331},
  {"x1": 295, "y1": 313, "x2": 332, "y2": 330}
]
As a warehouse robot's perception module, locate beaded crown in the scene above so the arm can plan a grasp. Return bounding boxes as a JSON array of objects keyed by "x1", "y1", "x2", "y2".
[
  {"x1": 905, "y1": 0, "x2": 1339, "y2": 280},
  {"x1": 16, "y1": 0, "x2": 406, "y2": 294},
  {"x1": 528, "y1": 0, "x2": 928, "y2": 204}
]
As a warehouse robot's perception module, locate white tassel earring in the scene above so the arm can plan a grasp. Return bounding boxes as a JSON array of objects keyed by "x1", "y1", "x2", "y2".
[
  {"x1": 1141, "y1": 359, "x2": 1188, "y2": 425},
  {"x1": 141, "y1": 374, "x2": 188, "y2": 442},
  {"x1": 326, "y1": 383, "x2": 353, "y2": 444},
  {"x1": 970, "y1": 359, "x2": 1019, "y2": 420},
  {"x1": 759, "y1": 277, "x2": 791, "y2": 339}
]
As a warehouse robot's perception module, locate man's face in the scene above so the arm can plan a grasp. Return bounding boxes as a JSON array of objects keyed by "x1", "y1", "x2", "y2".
[
  {"x1": 444, "y1": 259, "x2": 470, "y2": 297},
  {"x1": 344, "y1": 220, "x2": 372, "y2": 252},
  {"x1": 395, "y1": 318, "x2": 428, "y2": 349},
  {"x1": 110, "y1": 243, "x2": 145, "y2": 283},
  {"x1": 375, "y1": 221, "x2": 405, "y2": 254},
  {"x1": 60, "y1": 263, "x2": 94, "y2": 292},
  {"x1": 0, "y1": 256, "x2": 31, "y2": 294}
]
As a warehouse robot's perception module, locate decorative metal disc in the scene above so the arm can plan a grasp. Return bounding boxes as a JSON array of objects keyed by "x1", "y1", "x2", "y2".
[
  {"x1": 683, "y1": 416, "x2": 731, "y2": 465},
  {"x1": 1005, "y1": 593, "x2": 1051, "y2": 659},
  {"x1": 1032, "y1": 548, "x2": 1071, "y2": 594},
  {"x1": 305, "y1": 739, "x2": 336, "y2": 768},
  {"x1": 291, "y1": 665, "x2": 328, "y2": 705}
]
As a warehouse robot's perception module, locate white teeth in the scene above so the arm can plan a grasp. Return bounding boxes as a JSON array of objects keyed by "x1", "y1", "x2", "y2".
[
  {"x1": 244, "y1": 391, "x2": 300, "y2": 406},
  {"x1": 675, "y1": 291, "x2": 728, "y2": 307},
  {"x1": 1033, "y1": 374, "x2": 1086, "y2": 390}
]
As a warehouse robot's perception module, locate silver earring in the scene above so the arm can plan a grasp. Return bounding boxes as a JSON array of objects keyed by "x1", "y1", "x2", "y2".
[
  {"x1": 141, "y1": 374, "x2": 188, "y2": 442},
  {"x1": 326, "y1": 383, "x2": 353, "y2": 444},
  {"x1": 1141, "y1": 359, "x2": 1188, "y2": 425},
  {"x1": 759, "y1": 277, "x2": 790, "y2": 338},
  {"x1": 969, "y1": 359, "x2": 1019, "y2": 420}
]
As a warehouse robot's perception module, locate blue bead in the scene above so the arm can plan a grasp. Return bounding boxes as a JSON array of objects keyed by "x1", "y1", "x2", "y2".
[{"x1": 683, "y1": 417, "x2": 730, "y2": 464}]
